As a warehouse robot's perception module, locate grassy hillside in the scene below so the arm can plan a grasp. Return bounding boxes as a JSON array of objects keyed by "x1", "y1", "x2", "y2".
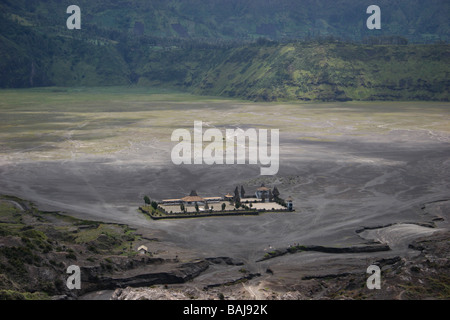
[
  {"x1": 0, "y1": 1, "x2": 448, "y2": 101},
  {"x1": 1, "y1": 0, "x2": 448, "y2": 42},
  {"x1": 190, "y1": 42, "x2": 450, "y2": 101},
  {"x1": 0, "y1": 195, "x2": 139, "y2": 299},
  {"x1": 123, "y1": 40, "x2": 449, "y2": 101},
  {"x1": 0, "y1": 13, "x2": 131, "y2": 88}
]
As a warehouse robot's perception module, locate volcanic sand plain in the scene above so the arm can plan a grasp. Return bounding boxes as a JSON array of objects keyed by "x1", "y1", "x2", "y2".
[{"x1": 0, "y1": 87, "x2": 449, "y2": 293}]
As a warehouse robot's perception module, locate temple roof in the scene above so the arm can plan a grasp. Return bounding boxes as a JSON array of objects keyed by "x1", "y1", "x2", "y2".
[
  {"x1": 181, "y1": 190, "x2": 204, "y2": 202},
  {"x1": 181, "y1": 195, "x2": 204, "y2": 202},
  {"x1": 257, "y1": 184, "x2": 270, "y2": 191}
]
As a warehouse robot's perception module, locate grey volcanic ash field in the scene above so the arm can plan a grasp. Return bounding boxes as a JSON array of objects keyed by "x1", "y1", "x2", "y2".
[{"x1": 0, "y1": 89, "x2": 449, "y2": 298}]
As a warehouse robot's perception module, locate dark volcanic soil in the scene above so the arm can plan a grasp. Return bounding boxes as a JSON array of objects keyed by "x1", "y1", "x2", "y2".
[{"x1": 0, "y1": 101, "x2": 449, "y2": 299}]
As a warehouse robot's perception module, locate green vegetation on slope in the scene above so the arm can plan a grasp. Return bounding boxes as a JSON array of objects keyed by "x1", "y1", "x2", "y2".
[
  {"x1": 191, "y1": 42, "x2": 450, "y2": 101},
  {"x1": 0, "y1": 195, "x2": 139, "y2": 299},
  {"x1": 1, "y1": 0, "x2": 448, "y2": 42},
  {"x1": 0, "y1": 0, "x2": 448, "y2": 101},
  {"x1": 123, "y1": 39, "x2": 449, "y2": 101}
]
